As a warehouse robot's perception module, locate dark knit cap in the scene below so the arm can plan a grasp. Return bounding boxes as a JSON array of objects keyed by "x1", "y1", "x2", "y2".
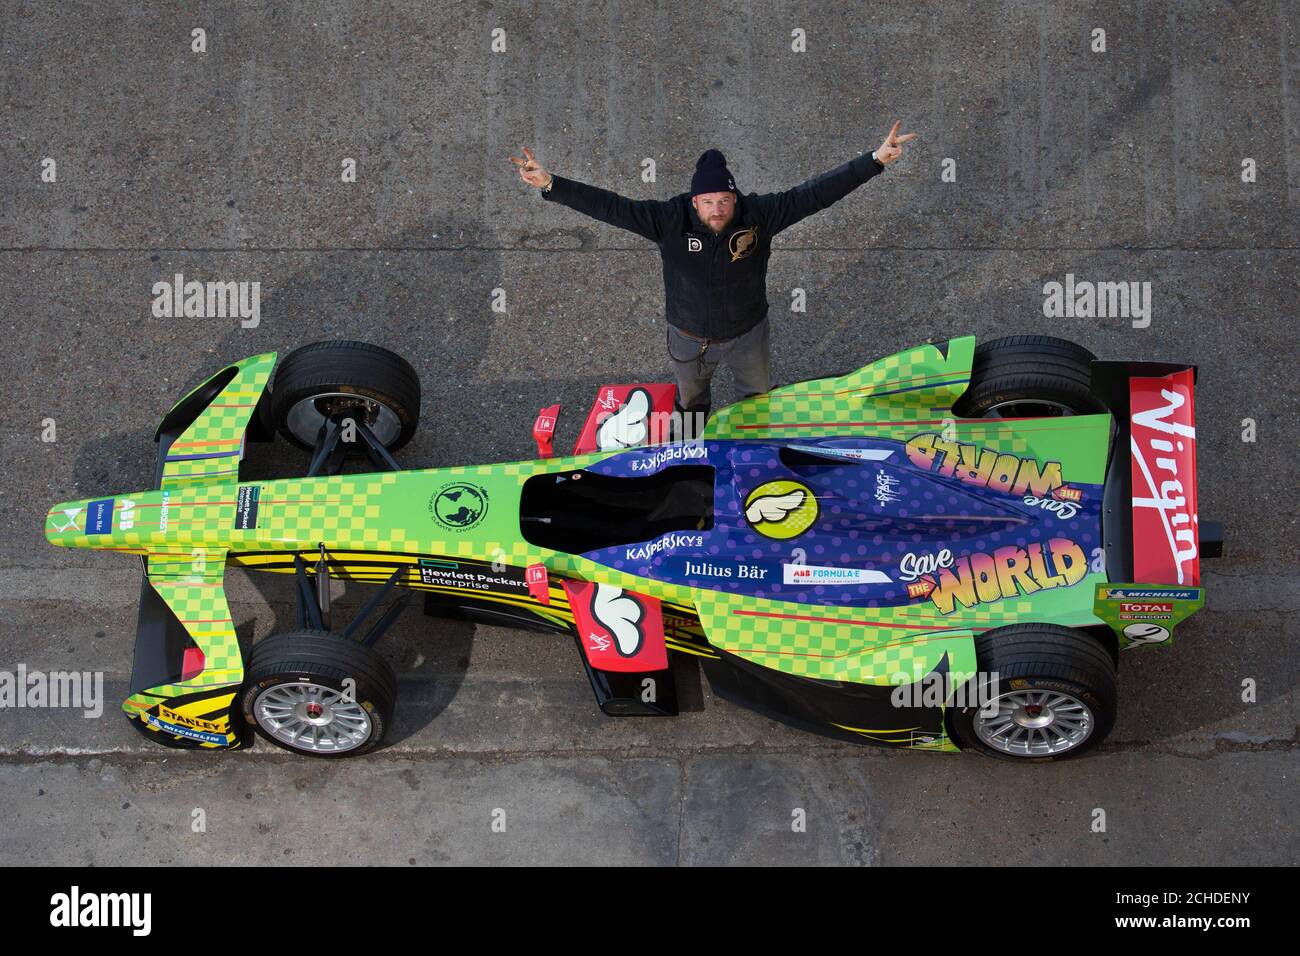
[{"x1": 690, "y1": 149, "x2": 737, "y2": 196}]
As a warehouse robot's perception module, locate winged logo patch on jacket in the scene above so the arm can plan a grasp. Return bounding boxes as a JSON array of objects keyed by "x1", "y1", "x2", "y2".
[{"x1": 729, "y1": 227, "x2": 758, "y2": 262}]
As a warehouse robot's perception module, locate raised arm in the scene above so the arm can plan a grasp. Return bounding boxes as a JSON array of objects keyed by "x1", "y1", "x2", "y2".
[
  {"x1": 749, "y1": 120, "x2": 917, "y2": 235},
  {"x1": 510, "y1": 146, "x2": 674, "y2": 243}
]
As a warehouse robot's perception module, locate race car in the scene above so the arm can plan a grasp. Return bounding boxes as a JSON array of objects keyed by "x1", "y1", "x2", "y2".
[{"x1": 43, "y1": 334, "x2": 1220, "y2": 760}]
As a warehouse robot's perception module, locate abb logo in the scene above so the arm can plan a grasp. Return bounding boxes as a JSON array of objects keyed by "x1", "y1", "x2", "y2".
[{"x1": 1129, "y1": 370, "x2": 1199, "y2": 585}]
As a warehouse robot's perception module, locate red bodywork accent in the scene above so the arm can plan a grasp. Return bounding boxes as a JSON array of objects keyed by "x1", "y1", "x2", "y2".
[
  {"x1": 526, "y1": 563, "x2": 551, "y2": 605},
  {"x1": 1129, "y1": 369, "x2": 1200, "y2": 585},
  {"x1": 561, "y1": 580, "x2": 668, "y2": 673},
  {"x1": 533, "y1": 404, "x2": 561, "y2": 458},
  {"x1": 572, "y1": 384, "x2": 676, "y2": 455},
  {"x1": 181, "y1": 646, "x2": 206, "y2": 681}
]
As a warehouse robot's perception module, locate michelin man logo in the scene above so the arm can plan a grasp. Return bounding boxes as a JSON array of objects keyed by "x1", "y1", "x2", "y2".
[
  {"x1": 595, "y1": 388, "x2": 651, "y2": 449},
  {"x1": 591, "y1": 584, "x2": 645, "y2": 657},
  {"x1": 744, "y1": 480, "x2": 818, "y2": 540}
]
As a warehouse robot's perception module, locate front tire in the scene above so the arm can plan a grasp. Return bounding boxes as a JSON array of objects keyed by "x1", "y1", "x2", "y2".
[
  {"x1": 239, "y1": 630, "x2": 397, "y2": 758},
  {"x1": 954, "y1": 334, "x2": 1107, "y2": 418},
  {"x1": 950, "y1": 624, "x2": 1117, "y2": 760},
  {"x1": 270, "y1": 340, "x2": 421, "y2": 455}
]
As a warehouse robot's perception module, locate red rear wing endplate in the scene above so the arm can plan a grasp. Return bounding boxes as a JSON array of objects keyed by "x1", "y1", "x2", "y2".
[
  {"x1": 1091, "y1": 361, "x2": 1201, "y2": 587},
  {"x1": 1129, "y1": 368, "x2": 1200, "y2": 585}
]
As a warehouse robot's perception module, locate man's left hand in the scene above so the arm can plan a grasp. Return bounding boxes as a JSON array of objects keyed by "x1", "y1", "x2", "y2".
[{"x1": 875, "y1": 120, "x2": 917, "y2": 165}]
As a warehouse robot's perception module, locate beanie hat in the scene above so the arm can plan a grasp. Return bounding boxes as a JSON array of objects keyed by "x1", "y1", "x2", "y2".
[{"x1": 690, "y1": 149, "x2": 737, "y2": 196}]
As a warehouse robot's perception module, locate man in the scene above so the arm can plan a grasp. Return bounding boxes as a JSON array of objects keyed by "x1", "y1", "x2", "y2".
[{"x1": 510, "y1": 122, "x2": 916, "y2": 436}]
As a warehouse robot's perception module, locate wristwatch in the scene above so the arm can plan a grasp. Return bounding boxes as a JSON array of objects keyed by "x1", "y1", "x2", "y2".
[
  {"x1": 542, "y1": 175, "x2": 555, "y2": 194},
  {"x1": 871, "y1": 150, "x2": 883, "y2": 169}
]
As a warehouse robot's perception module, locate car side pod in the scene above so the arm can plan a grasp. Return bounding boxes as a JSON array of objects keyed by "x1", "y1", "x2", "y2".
[
  {"x1": 561, "y1": 580, "x2": 678, "y2": 716},
  {"x1": 1091, "y1": 360, "x2": 1224, "y2": 650}
]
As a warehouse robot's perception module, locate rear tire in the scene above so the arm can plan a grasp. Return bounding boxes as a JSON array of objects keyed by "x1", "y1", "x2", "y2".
[
  {"x1": 954, "y1": 334, "x2": 1106, "y2": 418},
  {"x1": 950, "y1": 624, "x2": 1117, "y2": 760},
  {"x1": 239, "y1": 630, "x2": 397, "y2": 758},
  {"x1": 270, "y1": 340, "x2": 420, "y2": 454}
]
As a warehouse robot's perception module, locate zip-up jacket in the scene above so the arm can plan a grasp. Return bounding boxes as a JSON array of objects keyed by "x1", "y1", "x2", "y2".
[{"x1": 541, "y1": 152, "x2": 885, "y2": 340}]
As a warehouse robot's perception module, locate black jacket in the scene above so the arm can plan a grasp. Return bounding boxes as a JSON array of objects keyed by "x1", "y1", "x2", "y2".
[{"x1": 542, "y1": 152, "x2": 885, "y2": 340}]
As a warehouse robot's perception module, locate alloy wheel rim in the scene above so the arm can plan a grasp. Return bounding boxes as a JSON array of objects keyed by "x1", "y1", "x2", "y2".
[
  {"x1": 973, "y1": 689, "x2": 1093, "y2": 757},
  {"x1": 253, "y1": 681, "x2": 372, "y2": 753}
]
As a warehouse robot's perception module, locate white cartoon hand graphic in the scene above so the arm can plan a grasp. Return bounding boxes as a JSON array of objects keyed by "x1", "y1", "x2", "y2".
[
  {"x1": 596, "y1": 389, "x2": 650, "y2": 449},
  {"x1": 591, "y1": 583, "x2": 645, "y2": 656},
  {"x1": 745, "y1": 489, "x2": 807, "y2": 524}
]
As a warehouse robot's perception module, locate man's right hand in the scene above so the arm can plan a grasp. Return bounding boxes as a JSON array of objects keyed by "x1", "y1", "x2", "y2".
[
  {"x1": 509, "y1": 146, "x2": 553, "y2": 189},
  {"x1": 874, "y1": 120, "x2": 917, "y2": 165}
]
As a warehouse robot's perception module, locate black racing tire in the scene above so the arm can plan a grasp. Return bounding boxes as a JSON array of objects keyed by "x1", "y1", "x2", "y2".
[
  {"x1": 949, "y1": 624, "x2": 1117, "y2": 761},
  {"x1": 953, "y1": 334, "x2": 1107, "y2": 418},
  {"x1": 239, "y1": 630, "x2": 397, "y2": 758},
  {"x1": 270, "y1": 340, "x2": 420, "y2": 455}
]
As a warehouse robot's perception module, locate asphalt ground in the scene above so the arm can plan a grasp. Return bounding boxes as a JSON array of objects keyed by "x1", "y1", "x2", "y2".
[{"x1": 0, "y1": 1, "x2": 1297, "y2": 865}]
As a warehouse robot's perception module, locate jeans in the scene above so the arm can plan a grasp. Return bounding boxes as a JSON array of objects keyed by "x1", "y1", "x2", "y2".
[{"x1": 666, "y1": 317, "x2": 772, "y2": 416}]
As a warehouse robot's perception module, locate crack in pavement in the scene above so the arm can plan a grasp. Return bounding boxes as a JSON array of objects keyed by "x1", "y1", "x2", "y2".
[{"x1": 2, "y1": 731, "x2": 1296, "y2": 766}]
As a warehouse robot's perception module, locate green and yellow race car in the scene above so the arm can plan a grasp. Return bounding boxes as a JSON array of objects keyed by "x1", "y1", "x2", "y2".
[{"x1": 44, "y1": 335, "x2": 1218, "y2": 760}]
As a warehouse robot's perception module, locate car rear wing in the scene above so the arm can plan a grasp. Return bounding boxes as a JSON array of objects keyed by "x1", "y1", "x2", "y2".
[
  {"x1": 1092, "y1": 361, "x2": 1221, "y2": 586},
  {"x1": 1091, "y1": 361, "x2": 1222, "y2": 648}
]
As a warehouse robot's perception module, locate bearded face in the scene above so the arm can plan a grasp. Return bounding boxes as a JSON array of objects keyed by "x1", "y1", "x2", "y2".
[{"x1": 692, "y1": 192, "x2": 736, "y2": 234}]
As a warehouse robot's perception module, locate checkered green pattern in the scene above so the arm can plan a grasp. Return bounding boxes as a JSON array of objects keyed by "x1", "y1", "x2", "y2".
[
  {"x1": 908, "y1": 417, "x2": 1111, "y2": 483},
  {"x1": 945, "y1": 419, "x2": 1042, "y2": 456},
  {"x1": 694, "y1": 330, "x2": 1109, "y2": 483},
  {"x1": 160, "y1": 351, "x2": 276, "y2": 488},
  {"x1": 146, "y1": 547, "x2": 242, "y2": 690},
  {"x1": 248, "y1": 471, "x2": 417, "y2": 551},
  {"x1": 703, "y1": 336, "x2": 976, "y2": 439}
]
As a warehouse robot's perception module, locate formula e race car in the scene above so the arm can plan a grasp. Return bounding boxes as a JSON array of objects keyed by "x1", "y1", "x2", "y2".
[{"x1": 44, "y1": 335, "x2": 1220, "y2": 760}]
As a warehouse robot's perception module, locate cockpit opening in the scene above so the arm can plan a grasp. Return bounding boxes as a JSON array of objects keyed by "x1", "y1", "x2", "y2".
[{"x1": 520, "y1": 465, "x2": 715, "y2": 554}]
